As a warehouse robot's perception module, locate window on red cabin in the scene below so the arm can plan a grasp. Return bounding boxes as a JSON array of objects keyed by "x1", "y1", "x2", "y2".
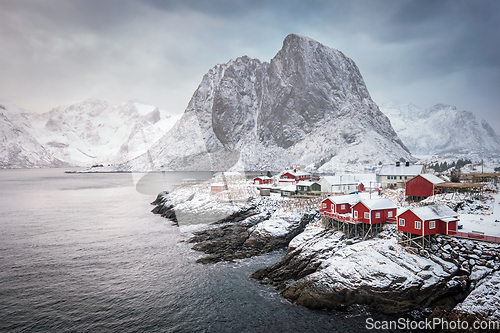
[
  {"x1": 388, "y1": 211, "x2": 393, "y2": 217},
  {"x1": 375, "y1": 212, "x2": 380, "y2": 218},
  {"x1": 415, "y1": 221, "x2": 421, "y2": 229},
  {"x1": 399, "y1": 218, "x2": 405, "y2": 226},
  {"x1": 341, "y1": 204, "x2": 345, "y2": 210},
  {"x1": 364, "y1": 212, "x2": 369, "y2": 219},
  {"x1": 322, "y1": 203, "x2": 326, "y2": 209},
  {"x1": 354, "y1": 211, "x2": 358, "y2": 218},
  {"x1": 429, "y1": 221, "x2": 436, "y2": 229}
]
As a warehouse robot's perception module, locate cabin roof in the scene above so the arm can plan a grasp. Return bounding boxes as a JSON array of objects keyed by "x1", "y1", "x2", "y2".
[
  {"x1": 357, "y1": 198, "x2": 397, "y2": 210},
  {"x1": 281, "y1": 185, "x2": 297, "y2": 191},
  {"x1": 296, "y1": 181, "x2": 315, "y2": 186},
  {"x1": 325, "y1": 193, "x2": 362, "y2": 205},
  {"x1": 281, "y1": 170, "x2": 311, "y2": 177},
  {"x1": 417, "y1": 173, "x2": 446, "y2": 184},
  {"x1": 379, "y1": 164, "x2": 424, "y2": 176},
  {"x1": 320, "y1": 175, "x2": 357, "y2": 185},
  {"x1": 407, "y1": 205, "x2": 458, "y2": 221}
]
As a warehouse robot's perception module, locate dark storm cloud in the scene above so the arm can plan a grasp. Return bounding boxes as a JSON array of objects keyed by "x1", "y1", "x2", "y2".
[{"x1": 0, "y1": 0, "x2": 498, "y2": 132}]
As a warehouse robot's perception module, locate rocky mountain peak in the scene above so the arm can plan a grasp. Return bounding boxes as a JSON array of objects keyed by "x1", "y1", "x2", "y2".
[{"x1": 122, "y1": 35, "x2": 410, "y2": 172}]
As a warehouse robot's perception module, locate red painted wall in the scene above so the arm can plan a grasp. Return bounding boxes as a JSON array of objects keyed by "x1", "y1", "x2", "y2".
[
  {"x1": 280, "y1": 172, "x2": 311, "y2": 181},
  {"x1": 397, "y1": 210, "x2": 444, "y2": 236},
  {"x1": 370, "y1": 208, "x2": 397, "y2": 224},
  {"x1": 335, "y1": 203, "x2": 351, "y2": 214},
  {"x1": 352, "y1": 202, "x2": 370, "y2": 223},
  {"x1": 405, "y1": 175, "x2": 434, "y2": 198},
  {"x1": 254, "y1": 177, "x2": 272, "y2": 185},
  {"x1": 320, "y1": 198, "x2": 334, "y2": 212}
]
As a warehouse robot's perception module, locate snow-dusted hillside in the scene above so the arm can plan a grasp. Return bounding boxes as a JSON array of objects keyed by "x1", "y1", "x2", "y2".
[
  {"x1": 0, "y1": 103, "x2": 65, "y2": 168},
  {"x1": 0, "y1": 99, "x2": 181, "y2": 167},
  {"x1": 380, "y1": 101, "x2": 500, "y2": 158},
  {"x1": 121, "y1": 34, "x2": 411, "y2": 172}
]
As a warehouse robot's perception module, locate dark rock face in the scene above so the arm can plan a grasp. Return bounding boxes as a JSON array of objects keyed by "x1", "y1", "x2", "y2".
[
  {"x1": 150, "y1": 191, "x2": 178, "y2": 224},
  {"x1": 187, "y1": 212, "x2": 317, "y2": 264}
]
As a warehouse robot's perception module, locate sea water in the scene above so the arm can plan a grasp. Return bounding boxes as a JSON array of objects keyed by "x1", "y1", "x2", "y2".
[{"x1": 0, "y1": 169, "x2": 409, "y2": 332}]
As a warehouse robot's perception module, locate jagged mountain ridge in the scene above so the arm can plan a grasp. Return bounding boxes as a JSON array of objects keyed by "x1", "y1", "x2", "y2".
[
  {"x1": 380, "y1": 101, "x2": 500, "y2": 157},
  {"x1": 0, "y1": 109, "x2": 65, "y2": 168},
  {"x1": 0, "y1": 99, "x2": 181, "y2": 168},
  {"x1": 122, "y1": 34, "x2": 411, "y2": 172}
]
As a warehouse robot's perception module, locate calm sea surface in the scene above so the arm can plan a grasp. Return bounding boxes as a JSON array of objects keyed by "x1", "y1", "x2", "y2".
[{"x1": 0, "y1": 169, "x2": 403, "y2": 332}]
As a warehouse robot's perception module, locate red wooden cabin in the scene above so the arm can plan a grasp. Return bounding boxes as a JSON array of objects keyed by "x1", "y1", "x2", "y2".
[
  {"x1": 253, "y1": 176, "x2": 273, "y2": 185},
  {"x1": 211, "y1": 183, "x2": 228, "y2": 192},
  {"x1": 280, "y1": 170, "x2": 311, "y2": 182},
  {"x1": 397, "y1": 205, "x2": 458, "y2": 236},
  {"x1": 405, "y1": 174, "x2": 445, "y2": 201},
  {"x1": 351, "y1": 198, "x2": 397, "y2": 224},
  {"x1": 320, "y1": 194, "x2": 361, "y2": 214}
]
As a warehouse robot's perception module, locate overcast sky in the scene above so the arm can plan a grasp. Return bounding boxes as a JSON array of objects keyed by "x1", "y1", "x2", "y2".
[{"x1": 1, "y1": 0, "x2": 499, "y2": 132}]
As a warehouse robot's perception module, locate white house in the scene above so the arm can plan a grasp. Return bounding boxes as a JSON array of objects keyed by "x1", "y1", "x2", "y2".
[
  {"x1": 378, "y1": 162, "x2": 425, "y2": 188},
  {"x1": 318, "y1": 175, "x2": 357, "y2": 194}
]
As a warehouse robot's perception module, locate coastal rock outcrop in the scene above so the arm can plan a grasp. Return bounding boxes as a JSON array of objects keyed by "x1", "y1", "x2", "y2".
[
  {"x1": 188, "y1": 211, "x2": 316, "y2": 264},
  {"x1": 150, "y1": 183, "x2": 320, "y2": 263},
  {"x1": 252, "y1": 224, "x2": 500, "y2": 318}
]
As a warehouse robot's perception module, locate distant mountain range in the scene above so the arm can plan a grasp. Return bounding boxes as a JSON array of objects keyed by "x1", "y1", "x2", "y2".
[
  {"x1": 379, "y1": 101, "x2": 500, "y2": 158},
  {"x1": 0, "y1": 99, "x2": 180, "y2": 168},
  {"x1": 1, "y1": 35, "x2": 498, "y2": 170}
]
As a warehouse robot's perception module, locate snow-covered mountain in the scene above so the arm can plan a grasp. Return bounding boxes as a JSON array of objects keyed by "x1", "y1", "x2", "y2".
[
  {"x1": 380, "y1": 101, "x2": 500, "y2": 158},
  {"x1": 121, "y1": 34, "x2": 411, "y2": 172},
  {"x1": 0, "y1": 103, "x2": 65, "y2": 168},
  {"x1": 0, "y1": 99, "x2": 181, "y2": 168}
]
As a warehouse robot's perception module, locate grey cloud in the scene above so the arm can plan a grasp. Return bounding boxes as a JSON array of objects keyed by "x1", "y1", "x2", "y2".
[{"x1": 0, "y1": 0, "x2": 498, "y2": 133}]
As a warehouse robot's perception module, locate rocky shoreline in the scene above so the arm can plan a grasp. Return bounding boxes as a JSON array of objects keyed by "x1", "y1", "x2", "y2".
[{"x1": 151, "y1": 190, "x2": 500, "y2": 331}]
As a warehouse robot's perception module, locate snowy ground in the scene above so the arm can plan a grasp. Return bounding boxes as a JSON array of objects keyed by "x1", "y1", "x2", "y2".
[
  {"x1": 459, "y1": 190, "x2": 500, "y2": 236},
  {"x1": 379, "y1": 186, "x2": 500, "y2": 237}
]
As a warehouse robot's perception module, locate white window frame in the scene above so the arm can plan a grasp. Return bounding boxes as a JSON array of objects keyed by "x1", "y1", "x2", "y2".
[
  {"x1": 415, "y1": 221, "x2": 421, "y2": 230},
  {"x1": 340, "y1": 204, "x2": 345, "y2": 210},
  {"x1": 364, "y1": 212, "x2": 370, "y2": 219},
  {"x1": 322, "y1": 203, "x2": 327, "y2": 209},
  {"x1": 354, "y1": 211, "x2": 358, "y2": 218},
  {"x1": 429, "y1": 220, "x2": 436, "y2": 229},
  {"x1": 388, "y1": 211, "x2": 393, "y2": 217},
  {"x1": 375, "y1": 212, "x2": 381, "y2": 219},
  {"x1": 399, "y1": 218, "x2": 405, "y2": 226}
]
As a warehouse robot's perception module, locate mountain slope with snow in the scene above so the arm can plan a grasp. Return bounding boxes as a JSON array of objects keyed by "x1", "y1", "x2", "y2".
[
  {"x1": 0, "y1": 99, "x2": 181, "y2": 168},
  {"x1": 0, "y1": 103, "x2": 65, "y2": 168},
  {"x1": 380, "y1": 101, "x2": 500, "y2": 157},
  {"x1": 122, "y1": 34, "x2": 411, "y2": 172}
]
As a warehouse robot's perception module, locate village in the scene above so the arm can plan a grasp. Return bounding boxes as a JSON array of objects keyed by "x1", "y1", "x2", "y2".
[{"x1": 209, "y1": 161, "x2": 500, "y2": 252}]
